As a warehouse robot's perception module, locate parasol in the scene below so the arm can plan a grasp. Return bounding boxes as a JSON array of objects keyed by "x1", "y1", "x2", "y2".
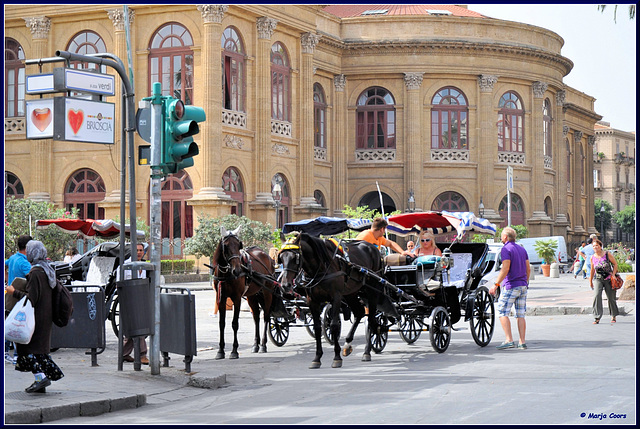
[
  {"x1": 387, "y1": 211, "x2": 496, "y2": 239},
  {"x1": 35, "y1": 218, "x2": 145, "y2": 239}
]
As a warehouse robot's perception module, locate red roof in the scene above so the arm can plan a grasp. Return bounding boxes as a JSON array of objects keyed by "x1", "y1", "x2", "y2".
[{"x1": 322, "y1": 5, "x2": 485, "y2": 18}]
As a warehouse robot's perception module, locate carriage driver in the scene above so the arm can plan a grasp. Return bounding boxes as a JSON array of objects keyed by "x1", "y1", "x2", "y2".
[{"x1": 355, "y1": 218, "x2": 411, "y2": 256}]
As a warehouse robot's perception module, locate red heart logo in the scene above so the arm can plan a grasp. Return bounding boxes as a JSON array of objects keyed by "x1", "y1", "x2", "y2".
[
  {"x1": 68, "y1": 109, "x2": 84, "y2": 134},
  {"x1": 31, "y1": 108, "x2": 52, "y2": 132}
]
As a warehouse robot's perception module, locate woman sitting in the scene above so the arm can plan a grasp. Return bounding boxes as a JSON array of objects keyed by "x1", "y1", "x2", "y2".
[{"x1": 414, "y1": 230, "x2": 442, "y2": 257}]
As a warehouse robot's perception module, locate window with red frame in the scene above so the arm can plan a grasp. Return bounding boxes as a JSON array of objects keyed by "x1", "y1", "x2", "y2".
[
  {"x1": 497, "y1": 91, "x2": 524, "y2": 153},
  {"x1": 5, "y1": 38, "x2": 25, "y2": 117},
  {"x1": 222, "y1": 166, "x2": 245, "y2": 216},
  {"x1": 64, "y1": 169, "x2": 106, "y2": 220},
  {"x1": 314, "y1": 83, "x2": 327, "y2": 149},
  {"x1": 543, "y1": 98, "x2": 552, "y2": 158},
  {"x1": 271, "y1": 42, "x2": 291, "y2": 121},
  {"x1": 431, "y1": 87, "x2": 468, "y2": 149},
  {"x1": 149, "y1": 23, "x2": 194, "y2": 105},
  {"x1": 356, "y1": 87, "x2": 396, "y2": 149},
  {"x1": 222, "y1": 26, "x2": 245, "y2": 112}
]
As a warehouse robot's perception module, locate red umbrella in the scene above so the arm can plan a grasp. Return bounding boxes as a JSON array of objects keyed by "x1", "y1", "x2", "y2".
[{"x1": 35, "y1": 218, "x2": 144, "y2": 239}]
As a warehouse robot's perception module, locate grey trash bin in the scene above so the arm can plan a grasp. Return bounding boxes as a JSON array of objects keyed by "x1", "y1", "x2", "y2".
[{"x1": 116, "y1": 278, "x2": 153, "y2": 337}]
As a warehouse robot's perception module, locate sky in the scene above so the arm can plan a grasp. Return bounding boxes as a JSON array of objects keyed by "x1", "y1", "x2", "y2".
[{"x1": 470, "y1": 4, "x2": 637, "y2": 133}]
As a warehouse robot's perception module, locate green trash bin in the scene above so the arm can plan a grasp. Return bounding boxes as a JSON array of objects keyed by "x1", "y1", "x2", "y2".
[{"x1": 116, "y1": 278, "x2": 153, "y2": 337}]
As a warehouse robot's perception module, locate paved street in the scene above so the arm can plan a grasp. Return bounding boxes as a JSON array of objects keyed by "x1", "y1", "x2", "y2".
[{"x1": 4, "y1": 272, "x2": 636, "y2": 425}]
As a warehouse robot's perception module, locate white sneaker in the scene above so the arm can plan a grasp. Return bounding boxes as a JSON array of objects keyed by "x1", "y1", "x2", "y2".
[{"x1": 5, "y1": 354, "x2": 17, "y2": 364}]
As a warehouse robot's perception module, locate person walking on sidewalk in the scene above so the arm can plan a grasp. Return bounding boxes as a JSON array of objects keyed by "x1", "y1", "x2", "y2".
[
  {"x1": 573, "y1": 241, "x2": 587, "y2": 279},
  {"x1": 489, "y1": 226, "x2": 531, "y2": 350},
  {"x1": 5, "y1": 235, "x2": 33, "y2": 365},
  {"x1": 582, "y1": 235, "x2": 597, "y2": 279},
  {"x1": 5, "y1": 240, "x2": 64, "y2": 393},
  {"x1": 589, "y1": 238, "x2": 619, "y2": 324}
]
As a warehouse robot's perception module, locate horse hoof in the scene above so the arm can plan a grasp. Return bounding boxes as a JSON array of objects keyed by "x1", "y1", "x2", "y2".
[
  {"x1": 230, "y1": 352, "x2": 239, "y2": 359},
  {"x1": 309, "y1": 362, "x2": 321, "y2": 369},
  {"x1": 342, "y1": 345, "x2": 353, "y2": 357},
  {"x1": 332, "y1": 359, "x2": 343, "y2": 368},
  {"x1": 251, "y1": 346, "x2": 259, "y2": 353},
  {"x1": 260, "y1": 346, "x2": 267, "y2": 353},
  {"x1": 362, "y1": 354, "x2": 371, "y2": 362}
]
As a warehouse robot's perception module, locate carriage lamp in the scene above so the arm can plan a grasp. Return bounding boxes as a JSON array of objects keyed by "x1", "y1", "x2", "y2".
[
  {"x1": 273, "y1": 183, "x2": 282, "y2": 229},
  {"x1": 407, "y1": 189, "x2": 416, "y2": 213},
  {"x1": 478, "y1": 198, "x2": 485, "y2": 218}
]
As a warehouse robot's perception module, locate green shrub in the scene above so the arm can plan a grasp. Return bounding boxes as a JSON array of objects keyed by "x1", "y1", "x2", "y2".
[
  {"x1": 161, "y1": 259, "x2": 195, "y2": 274},
  {"x1": 617, "y1": 262, "x2": 632, "y2": 273}
]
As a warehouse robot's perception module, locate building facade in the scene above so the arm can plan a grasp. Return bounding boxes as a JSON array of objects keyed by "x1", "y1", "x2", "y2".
[
  {"x1": 593, "y1": 121, "x2": 636, "y2": 244},
  {"x1": 5, "y1": 5, "x2": 607, "y2": 258}
]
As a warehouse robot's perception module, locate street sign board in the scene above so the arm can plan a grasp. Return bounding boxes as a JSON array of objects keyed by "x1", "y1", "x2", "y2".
[
  {"x1": 26, "y1": 98, "x2": 55, "y2": 138},
  {"x1": 55, "y1": 68, "x2": 115, "y2": 96},
  {"x1": 507, "y1": 166, "x2": 514, "y2": 191},
  {"x1": 26, "y1": 73, "x2": 55, "y2": 94},
  {"x1": 53, "y1": 97, "x2": 115, "y2": 144}
]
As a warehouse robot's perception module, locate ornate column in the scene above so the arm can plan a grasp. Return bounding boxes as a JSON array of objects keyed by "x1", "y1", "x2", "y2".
[
  {"x1": 101, "y1": 8, "x2": 136, "y2": 218},
  {"x1": 189, "y1": 5, "x2": 234, "y2": 218},
  {"x1": 554, "y1": 90, "x2": 569, "y2": 232},
  {"x1": 477, "y1": 74, "x2": 501, "y2": 221},
  {"x1": 585, "y1": 134, "x2": 598, "y2": 235},
  {"x1": 332, "y1": 74, "x2": 347, "y2": 216},
  {"x1": 24, "y1": 16, "x2": 53, "y2": 202},
  {"x1": 572, "y1": 130, "x2": 585, "y2": 232},
  {"x1": 252, "y1": 17, "x2": 278, "y2": 207},
  {"x1": 404, "y1": 72, "x2": 424, "y2": 211},
  {"x1": 297, "y1": 32, "x2": 322, "y2": 211},
  {"x1": 528, "y1": 81, "x2": 552, "y2": 228}
]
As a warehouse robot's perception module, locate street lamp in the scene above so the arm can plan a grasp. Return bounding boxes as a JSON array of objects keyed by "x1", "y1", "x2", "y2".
[
  {"x1": 273, "y1": 183, "x2": 282, "y2": 230},
  {"x1": 407, "y1": 189, "x2": 416, "y2": 213},
  {"x1": 600, "y1": 201, "x2": 605, "y2": 246},
  {"x1": 478, "y1": 197, "x2": 485, "y2": 218}
]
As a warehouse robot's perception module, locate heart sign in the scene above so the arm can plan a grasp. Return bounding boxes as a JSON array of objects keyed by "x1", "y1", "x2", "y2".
[
  {"x1": 67, "y1": 109, "x2": 84, "y2": 134},
  {"x1": 31, "y1": 108, "x2": 52, "y2": 132}
]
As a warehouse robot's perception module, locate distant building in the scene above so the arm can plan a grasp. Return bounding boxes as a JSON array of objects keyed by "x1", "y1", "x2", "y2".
[
  {"x1": 5, "y1": 5, "x2": 608, "y2": 259},
  {"x1": 593, "y1": 121, "x2": 636, "y2": 243}
]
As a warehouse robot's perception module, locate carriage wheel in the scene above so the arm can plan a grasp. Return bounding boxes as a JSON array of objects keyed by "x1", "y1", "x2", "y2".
[
  {"x1": 429, "y1": 306, "x2": 451, "y2": 353},
  {"x1": 399, "y1": 313, "x2": 424, "y2": 344},
  {"x1": 268, "y1": 316, "x2": 290, "y2": 347},
  {"x1": 470, "y1": 286, "x2": 495, "y2": 347},
  {"x1": 303, "y1": 310, "x2": 315, "y2": 338},
  {"x1": 110, "y1": 295, "x2": 120, "y2": 338},
  {"x1": 321, "y1": 303, "x2": 341, "y2": 345},
  {"x1": 370, "y1": 311, "x2": 389, "y2": 353}
]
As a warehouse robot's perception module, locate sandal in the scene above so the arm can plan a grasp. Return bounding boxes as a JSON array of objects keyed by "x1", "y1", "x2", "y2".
[
  {"x1": 593, "y1": 319, "x2": 600, "y2": 324},
  {"x1": 611, "y1": 318, "x2": 616, "y2": 323}
]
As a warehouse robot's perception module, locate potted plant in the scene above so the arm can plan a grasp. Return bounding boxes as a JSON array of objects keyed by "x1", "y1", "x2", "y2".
[{"x1": 534, "y1": 239, "x2": 558, "y2": 277}]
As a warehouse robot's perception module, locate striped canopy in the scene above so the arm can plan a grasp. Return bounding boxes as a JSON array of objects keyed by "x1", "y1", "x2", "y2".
[
  {"x1": 282, "y1": 216, "x2": 372, "y2": 237},
  {"x1": 387, "y1": 211, "x2": 496, "y2": 239}
]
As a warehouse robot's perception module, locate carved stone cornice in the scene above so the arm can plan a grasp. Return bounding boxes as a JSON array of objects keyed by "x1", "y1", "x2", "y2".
[
  {"x1": 587, "y1": 135, "x2": 596, "y2": 146},
  {"x1": 403, "y1": 72, "x2": 424, "y2": 90},
  {"x1": 532, "y1": 81, "x2": 548, "y2": 98},
  {"x1": 563, "y1": 125, "x2": 569, "y2": 137},
  {"x1": 556, "y1": 90, "x2": 566, "y2": 106},
  {"x1": 24, "y1": 16, "x2": 51, "y2": 39},
  {"x1": 301, "y1": 32, "x2": 321, "y2": 54},
  {"x1": 107, "y1": 8, "x2": 135, "y2": 31},
  {"x1": 256, "y1": 17, "x2": 277, "y2": 40},
  {"x1": 334, "y1": 74, "x2": 346, "y2": 92},
  {"x1": 478, "y1": 74, "x2": 498, "y2": 92},
  {"x1": 197, "y1": 5, "x2": 228, "y2": 24},
  {"x1": 574, "y1": 130, "x2": 583, "y2": 143}
]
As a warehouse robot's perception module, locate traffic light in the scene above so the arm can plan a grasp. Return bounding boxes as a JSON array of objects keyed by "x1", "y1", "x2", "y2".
[{"x1": 162, "y1": 98, "x2": 206, "y2": 174}]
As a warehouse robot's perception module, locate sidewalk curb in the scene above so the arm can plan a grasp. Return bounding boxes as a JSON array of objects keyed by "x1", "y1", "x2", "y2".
[{"x1": 526, "y1": 304, "x2": 633, "y2": 316}]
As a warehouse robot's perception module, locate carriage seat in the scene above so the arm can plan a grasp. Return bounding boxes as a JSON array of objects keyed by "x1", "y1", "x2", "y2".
[
  {"x1": 71, "y1": 256, "x2": 116, "y2": 292},
  {"x1": 413, "y1": 255, "x2": 441, "y2": 268}
]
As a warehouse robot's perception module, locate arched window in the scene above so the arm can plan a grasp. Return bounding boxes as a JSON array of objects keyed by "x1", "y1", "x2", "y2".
[
  {"x1": 161, "y1": 170, "x2": 193, "y2": 259},
  {"x1": 5, "y1": 38, "x2": 25, "y2": 117},
  {"x1": 64, "y1": 169, "x2": 106, "y2": 220},
  {"x1": 5, "y1": 171, "x2": 24, "y2": 201},
  {"x1": 271, "y1": 42, "x2": 291, "y2": 121},
  {"x1": 66, "y1": 30, "x2": 107, "y2": 72},
  {"x1": 222, "y1": 26, "x2": 245, "y2": 112},
  {"x1": 149, "y1": 23, "x2": 194, "y2": 104},
  {"x1": 314, "y1": 83, "x2": 327, "y2": 149},
  {"x1": 356, "y1": 87, "x2": 396, "y2": 149},
  {"x1": 543, "y1": 98, "x2": 552, "y2": 158},
  {"x1": 431, "y1": 87, "x2": 468, "y2": 149},
  {"x1": 544, "y1": 196, "x2": 553, "y2": 217},
  {"x1": 272, "y1": 173, "x2": 290, "y2": 226},
  {"x1": 358, "y1": 191, "x2": 397, "y2": 217},
  {"x1": 498, "y1": 91, "x2": 524, "y2": 153},
  {"x1": 314, "y1": 190, "x2": 326, "y2": 208},
  {"x1": 431, "y1": 191, "x2": 469, "y2": 212},
  {"x1": 498, "y1": 194, "x2": 525, "y2": 227},
  {"x1": 222, "y1": 166, "x2": 244, "y2": 216},
  {"x1": 566, "y1": 138, "x2": 571, "y2": 186}
]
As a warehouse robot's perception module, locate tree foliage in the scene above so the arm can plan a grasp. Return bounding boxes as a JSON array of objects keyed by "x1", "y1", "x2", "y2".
[
  {"x1": 184, "y1": 214, "x2": 273, "y2": 262},
  {"x1": 613, "y1": 203, "x2": 635, "y2": 234},
  {"x1": 472, "y1": 224, "x2": 529, "y2": 243},
  {"x1": 4, "y1": 197, "x2": 79, "y2": 261},
  {"x1": 594, "y1": 198, "x2": 614, "y2": 233},
  {"x1": 598, "y1": 4, "x2": 636, "y2": 23}
]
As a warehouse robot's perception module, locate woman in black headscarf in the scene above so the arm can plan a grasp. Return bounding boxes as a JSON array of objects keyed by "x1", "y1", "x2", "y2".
[{"x1": 5, "y1": 240, "x2": 64, "y2": 393}]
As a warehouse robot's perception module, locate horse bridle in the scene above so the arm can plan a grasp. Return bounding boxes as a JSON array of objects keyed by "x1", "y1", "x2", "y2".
[{"x1": 216, "y1": 234, "x2": 243, "y2": 279}]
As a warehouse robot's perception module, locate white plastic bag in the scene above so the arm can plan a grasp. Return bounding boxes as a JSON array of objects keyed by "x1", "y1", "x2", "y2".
[{"x1": 4, "y1": 295, "x2": 36, "y2": 344}]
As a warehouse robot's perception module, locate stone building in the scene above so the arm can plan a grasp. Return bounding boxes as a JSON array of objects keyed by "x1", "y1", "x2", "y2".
[
  {"x1": 593, "y1": 121, "x2": 636, "y2": 244},
  {"x1": 4, "y1": 5, "x2": 604, "y2": 259}
]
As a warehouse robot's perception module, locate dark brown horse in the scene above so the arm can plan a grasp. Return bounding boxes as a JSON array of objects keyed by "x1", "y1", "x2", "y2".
[
  {"x1": 278, "y1": 232, "x2": 394, "y2": 368},
  {"x1": 212, "y1": 226, "x2": 280, "y2": 359}
]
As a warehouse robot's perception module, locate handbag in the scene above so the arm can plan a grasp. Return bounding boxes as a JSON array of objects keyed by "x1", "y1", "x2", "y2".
[
  {"x1": 4, "y1": 295, "x2": 36, "y2": 344},
  {"x1": 610, "y1": 273, "x2": 624, "y2": 290}
]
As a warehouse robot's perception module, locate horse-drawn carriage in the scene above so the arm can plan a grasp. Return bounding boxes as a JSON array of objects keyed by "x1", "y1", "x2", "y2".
[{"x1": 276, "y1": 211, "x2": 498, "y2": 368}]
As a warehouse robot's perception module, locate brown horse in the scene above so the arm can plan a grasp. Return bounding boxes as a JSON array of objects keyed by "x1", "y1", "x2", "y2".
[{"x1": 212, "y1": 226, "x2": 280, "y2": 359}]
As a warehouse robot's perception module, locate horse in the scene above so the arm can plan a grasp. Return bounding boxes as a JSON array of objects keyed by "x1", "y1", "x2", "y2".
[
  {"x1": 278, "y1": 232, "x2": 396, "y2": 368},
  {"x1": 212, "y1": 226, "x2": 281, "y2": 359}
]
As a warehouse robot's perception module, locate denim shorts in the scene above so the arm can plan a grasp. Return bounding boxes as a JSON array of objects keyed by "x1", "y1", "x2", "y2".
[{"x1": 497, "y1": 286, "x2": 528, "y2": 318}]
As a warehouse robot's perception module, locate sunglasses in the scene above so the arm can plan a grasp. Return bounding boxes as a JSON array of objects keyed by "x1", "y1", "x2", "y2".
[{"x1": 421, "y1": 238, "x2": 431, "y2": 242}]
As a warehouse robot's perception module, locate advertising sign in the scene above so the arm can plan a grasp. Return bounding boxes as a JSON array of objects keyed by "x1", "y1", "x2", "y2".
[
  {"x1": 26, "y1": 99, "x2": 55, "y2": 139},
  {"x1": 53, "y1": 97, "x2": 115, "y2": 144}
]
